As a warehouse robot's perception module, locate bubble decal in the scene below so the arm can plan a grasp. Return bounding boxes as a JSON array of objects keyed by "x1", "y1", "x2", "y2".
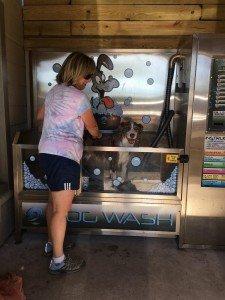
[
  {"x1": 82, "y1": 176, "x2": 89, "y2": 190},
  {"x1": 131, "y1": 157, "x2": 141, "y2": 167},
  {"x1": 108, "y1": 156, "x2": 112, "y2": 161},
  {"x1": 23, "y1": 162, "x2": 48, "y2": 190},
  {"x1": 113, "y1": 54, "x2": 117, "y2": 59},
  {"x1": 146, "y1": 61, "x2": 151, "y2": 66},
  {"x1": 98, "y1": 104, "x2": 107, "y2": 114},
  {"x1": 149, "y1": 167, "x2": 178, "y2": 194},
  {"x1": 30, "y1": 156, "x2": 35, "y2": 162},
  {"x1": 92, "y1": 97, "x2": 100, "y2": 108},
  {"x1": 113, "y1": 179, "x2": 120, "y2": 187},
  {"x1": 94, "y1": 168, "x2": 101, "y2": 176},
  {"x1": 114, "y1": 105, "x2": 123, "y2": 116},
  {"x1": 48, "y1": 82, "x2": 52, "y2": 86},
  {"x1": 124, "y1": 68, "x2": 133, "y2": 78},
  {"x1": 117, "y1": 177, "x2": 123, "y2": 182},
  {"x1": 124, "y1": 97, "x2": 132, "y2": 106},
  {"x1": 142, "y1": 115, "x2": 151, "y2": 124},
  {"x1": 52, "y1": 63, "x2": 62, "y2": 73},
  {"x1": 147, "y1": 78, "x2": 154, "y2": 85}
]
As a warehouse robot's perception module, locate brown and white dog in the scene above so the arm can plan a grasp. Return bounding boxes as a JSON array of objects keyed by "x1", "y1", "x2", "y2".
[
  {"x1": 82, "y1": 119, "x2": 143, "y2": 189},
  {"x1": 110, "y1": 120, "x2": 143, "y2": 182}
]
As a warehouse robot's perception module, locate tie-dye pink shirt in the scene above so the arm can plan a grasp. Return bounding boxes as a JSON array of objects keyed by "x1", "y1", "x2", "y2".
[{"x1": 38, "y1": 84, "x2": 90, "y2": 163}]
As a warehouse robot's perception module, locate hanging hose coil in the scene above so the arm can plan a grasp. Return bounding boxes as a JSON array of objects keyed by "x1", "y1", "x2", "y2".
[{"x1": 151, "y1": 53, "x2": 185, "y2": 148}]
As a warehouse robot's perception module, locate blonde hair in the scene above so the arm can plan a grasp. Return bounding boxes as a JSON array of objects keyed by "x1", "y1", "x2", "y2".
[{"x1": 56, "y1": 52, "x2": 96, "y2": 86}]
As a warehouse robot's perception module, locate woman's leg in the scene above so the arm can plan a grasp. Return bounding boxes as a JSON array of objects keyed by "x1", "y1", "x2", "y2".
[{"x1": 50, "y1": 189, "x2": 75, "y2": 258}]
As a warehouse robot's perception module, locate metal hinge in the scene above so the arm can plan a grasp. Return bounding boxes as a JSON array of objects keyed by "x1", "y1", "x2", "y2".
[{"x1": 179, "y1": 155, "x2": 189, "y2": 164}]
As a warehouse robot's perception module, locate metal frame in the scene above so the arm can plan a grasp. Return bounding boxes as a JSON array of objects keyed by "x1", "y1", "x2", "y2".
[
  {"x1": 13, "y1": 133, "x2": 23, "y2": 243},
  {"x1": 13, "y1": 132, "x2": 184, "y2": 241},
  {"x1": 14, "y1": 141, "x2": 184, "y2": 202},
  {"x1": 179, "y1": 34, "x2": 225, "y2": 248},
  {"x1": 179, "y1": 35, "x2": 198, "y2": 247}
]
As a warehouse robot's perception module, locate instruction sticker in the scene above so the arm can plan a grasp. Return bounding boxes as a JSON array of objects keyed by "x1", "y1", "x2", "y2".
[
  {"x1": 202, "y1": 133, "x2": 225, "y2": 188},
  {"x1": 202, "y1": 174, "x2": 225, "y2": 181}
]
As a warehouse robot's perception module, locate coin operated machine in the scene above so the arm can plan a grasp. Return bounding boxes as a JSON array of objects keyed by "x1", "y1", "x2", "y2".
[
  {"x1": 13, "y1": 35, "x2": 225, "y2": 247},
  {"x1": 180, "y1": 34, "x2": 225, "y2": 248}
]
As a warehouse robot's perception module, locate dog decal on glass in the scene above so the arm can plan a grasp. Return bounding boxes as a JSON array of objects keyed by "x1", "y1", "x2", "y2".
[{"x1": 91, "y1": 54, "x2": 122, "y2": 130}]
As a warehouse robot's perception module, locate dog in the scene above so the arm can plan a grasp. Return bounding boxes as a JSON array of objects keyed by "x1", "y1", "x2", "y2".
[
  {"x1": 110, "y1": 120, "x2": 143, "y2": 182},
  {"x1": 82, "y1": 120, "x2": 143, "y2": 190}
]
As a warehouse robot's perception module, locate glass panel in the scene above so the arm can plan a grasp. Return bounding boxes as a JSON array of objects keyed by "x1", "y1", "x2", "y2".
[
  {"x1": 22, "y1": 149, "x2": 48, "y2": 191},
  {"x1": 82, "y1": 150, "x2": 179, "y2": 195}
]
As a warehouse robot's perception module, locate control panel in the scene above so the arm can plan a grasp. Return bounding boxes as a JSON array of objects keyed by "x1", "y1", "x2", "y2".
[{"x1": 208, "y1": 58, "x2": 225, "y2": 131}]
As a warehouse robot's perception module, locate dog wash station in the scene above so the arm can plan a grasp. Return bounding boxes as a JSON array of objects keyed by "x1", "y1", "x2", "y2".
[{"x1": 13, "y1": 34, "x2": 225, "y2": 248}]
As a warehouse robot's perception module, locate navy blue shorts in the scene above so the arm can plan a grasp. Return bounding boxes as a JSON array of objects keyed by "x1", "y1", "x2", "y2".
[{"x1": 39, "y1": 153, "x2": 80, "y2": 192}]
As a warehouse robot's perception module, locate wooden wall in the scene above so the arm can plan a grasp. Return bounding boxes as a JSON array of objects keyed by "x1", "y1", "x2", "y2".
[
  {"x1": 0, "y1": 0, "x2": 26, "y2": 187},
  {"x1": 23, "y1": 0, "x2": 225, "y2": 50},
  {"x1": 0, "y1": 1, "x2": 10, "y2": 186},
  {"x1": 3, "y1": 0, "x2": 27, "y2": 138}
]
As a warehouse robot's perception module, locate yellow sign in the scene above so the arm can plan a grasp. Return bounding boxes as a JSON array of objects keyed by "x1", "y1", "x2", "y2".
[
  {"x1": 166, "y1": 154, "x2": 179, "y2": 164},
  {"x1": 203, "y1": 174, "x2": 225, "y2": 181}
]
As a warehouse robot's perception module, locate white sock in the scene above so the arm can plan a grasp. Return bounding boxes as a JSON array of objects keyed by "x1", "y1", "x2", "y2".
[{"x1": 53, "y1": 254, "x2": 65, "y2": 264}]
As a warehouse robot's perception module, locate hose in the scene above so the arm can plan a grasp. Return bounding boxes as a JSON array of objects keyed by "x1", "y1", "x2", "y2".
[
  {"x1": 151, "y1": 110, "x2": 174, "y2": 148},
  {"x1": 151, "y1": 53, "x2": 185, "y2": 148}
]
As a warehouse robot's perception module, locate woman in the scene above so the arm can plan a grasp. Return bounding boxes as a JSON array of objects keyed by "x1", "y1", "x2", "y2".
[{"x1": 37, "y1": 52, "x2": 101, "y2": 275}]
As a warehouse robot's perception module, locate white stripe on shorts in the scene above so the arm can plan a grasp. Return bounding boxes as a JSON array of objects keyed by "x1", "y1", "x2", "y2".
[{"x1": 64, "y1": 182, "x2": 71, "y2": 190}]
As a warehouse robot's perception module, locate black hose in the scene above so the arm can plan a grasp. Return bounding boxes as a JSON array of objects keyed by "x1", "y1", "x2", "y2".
[
  {"x1": 151, "y1": 110, "x2": 174, "y2": 148},
  {"x1": 166, "y1": 125, "x2": 173, "y2": 148},
  {"x1": 151, "y1": 53, "x2": 183, "y2": 148}
]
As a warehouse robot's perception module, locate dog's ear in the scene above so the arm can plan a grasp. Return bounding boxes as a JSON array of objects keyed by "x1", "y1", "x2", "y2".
[
  {"x1": 119, "y1": 120, "x2": 130, "y2": 130},
  {"x1": 136, "y1": 123, "x2": 143, "y2": 132},
  {"x1": 120, "y1": 121, "x2": 129, "y2": 126}
]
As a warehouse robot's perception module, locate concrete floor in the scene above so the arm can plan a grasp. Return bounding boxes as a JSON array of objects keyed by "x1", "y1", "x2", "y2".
[{"x1": 1, "y1": 233, "x2": 225, "y2": 300}]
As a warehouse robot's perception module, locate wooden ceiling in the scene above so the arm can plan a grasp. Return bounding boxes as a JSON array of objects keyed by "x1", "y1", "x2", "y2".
[{"x1": 23, "y1": 0, "x2": 225, "y2": 49}]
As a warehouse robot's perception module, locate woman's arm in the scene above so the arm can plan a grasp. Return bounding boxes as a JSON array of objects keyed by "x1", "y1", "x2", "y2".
[
  {"x1": 81, "y1": 108, "x2": 102, "y2": 139},
  {"x1": 37, "y1": 105, "x2": 45, "y2": 122}
]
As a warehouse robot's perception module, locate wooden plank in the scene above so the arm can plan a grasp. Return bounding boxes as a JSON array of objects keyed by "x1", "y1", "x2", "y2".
[
  {"x1": 24, "y1": 21, "x2": 71, "y2": 36},
  {"x1": 0, "y1": 1, "x2": 10, "y2": 185},
  {"x1": 8, "y1": 84, "x2": 27, "y2": 107},
  {"x1": 3, "y1": 0, "x2": 22, "y2": 19},
  {"x1": 24, "y1": 0, "x2": 70, "y2": 5},
  {"x1": 24, "y1": 36, "x2": 192, "y2": 49},
  {"x1": 202, "y1": 5, "x2": 225, "y2": 20},
  {"x1": 6, "y1": 63, "x2": 26, "y2": 86},
  {"x1": 5, "y1": 37, "x2": 26, "y2": 66},
  {"x1": 9, "y1": 105, "x2": 27, "y2": 126},
  {"x1": 4, "y1": 25, "x2": 23, "y2": 47},
  {"x1": 71, "y1": 20, "x2": 225, "y2": 35},
  {"x1": 23, "y1": 5, "x2": 201, "y2": 21},
  {"x1": 4, "y1": 1, "x2": 23, "y2": 46},
  {"x1": 72, "y1": 0, "x2": 225, "y2": 4}
]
